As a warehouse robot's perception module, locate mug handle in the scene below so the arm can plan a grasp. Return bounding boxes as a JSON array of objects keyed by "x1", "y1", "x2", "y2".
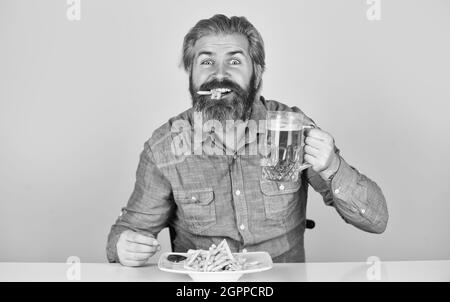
[{"x1": 297, "y1": 124, "x2": 315, "y2": 170}]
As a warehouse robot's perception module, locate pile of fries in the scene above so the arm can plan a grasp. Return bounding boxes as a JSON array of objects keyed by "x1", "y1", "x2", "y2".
[{"x1": 183, "y1": 239, "x2": 249, "y2": 272}]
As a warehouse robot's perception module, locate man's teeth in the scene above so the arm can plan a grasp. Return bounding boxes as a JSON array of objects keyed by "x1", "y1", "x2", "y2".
[
  {"x1": 196, "y1": 88, "x2": 231, "y2": 99},
  {"x1": 210, "y1": 88, "x2": 231, "y2": 100},
  {"x1": 212, "y1": 88, "x2": 231, "y2": 93}
]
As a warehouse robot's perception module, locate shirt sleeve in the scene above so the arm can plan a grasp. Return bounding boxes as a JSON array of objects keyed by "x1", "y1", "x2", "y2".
[
  {"x1": 106, "y1": 141, "x2": 175, "y2": 263},
  {"x1": 306, "y1": 152, "x2": 389, "y2": 234}
]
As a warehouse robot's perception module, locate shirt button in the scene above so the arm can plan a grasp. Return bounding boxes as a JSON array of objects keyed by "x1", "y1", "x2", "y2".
[
  {"x1": 239, "y1": 224, "x2": 245, "y2": 230},
  {"x1": 191, "y1": 196, "x2": 197, "y2": 201},
  {"x1": 361, "y1": 209, "x2": 366, "y2": 214},
  {"x1": 334, "y1": 188, "x2": 340, "y2": 194},
  {"x1": 233, "y1": 154, "x2": 238, "y2": 160},
  {"x1": 279, "y1": 184, "x2": 285, "y2": 190},
  {"x1": 235, "y1": 190, "x2": 241, "y2": 196},
  {"x1": 242, "y1": 249, "x2": 248, "y2": 253}
]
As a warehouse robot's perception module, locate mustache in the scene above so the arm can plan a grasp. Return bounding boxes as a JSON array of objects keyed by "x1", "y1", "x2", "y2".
[{"x1": 198, "y1": 78, "x2": 245, "y2": 94}]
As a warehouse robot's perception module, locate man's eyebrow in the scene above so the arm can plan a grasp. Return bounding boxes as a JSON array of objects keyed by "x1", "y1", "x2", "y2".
[
  {"x1": 227, "y1": 50, "x2": 245, "y2": 56},
  {"x1": 197, "y1": 51, "x2": 214, "y2": 58}
]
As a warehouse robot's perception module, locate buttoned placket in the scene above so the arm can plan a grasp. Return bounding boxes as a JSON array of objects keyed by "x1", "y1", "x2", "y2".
[{"x1": 229, "y1": 152, "x2": 251, "y2": 244}]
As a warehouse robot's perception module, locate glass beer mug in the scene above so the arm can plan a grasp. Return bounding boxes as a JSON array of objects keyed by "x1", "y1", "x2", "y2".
[{"x1": 261, "y1": 111, "x2": 313, "y2": 182}]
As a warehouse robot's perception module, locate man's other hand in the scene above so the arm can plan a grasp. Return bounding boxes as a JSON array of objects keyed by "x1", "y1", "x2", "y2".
[
  {"x1": 304, "y1": 128, "x2": 340, "y2": 180},
  {"x1": 117, "y1": 230, "x2": 160, "y2": 267}
]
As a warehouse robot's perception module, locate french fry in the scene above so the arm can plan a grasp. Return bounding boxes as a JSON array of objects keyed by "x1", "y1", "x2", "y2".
[
  {"x1": 196, "y1": 90, "x2": 212, "y2": 95},
  {"x1": 203, "y1": 252, "x2": 211, "y2": 272},
  {"x1": 185, "y1": 250, "x2": 201, "y2": 267},
  {"x1": 212, "y1": 260, "x2": 232, "y2": 272}
]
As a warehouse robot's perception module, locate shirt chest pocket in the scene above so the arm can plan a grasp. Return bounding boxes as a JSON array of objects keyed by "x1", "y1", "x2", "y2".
[
  {"x1": 260, "y1": 180, "x2": 301, "y2": 220},
  {"x1": 173, "y1": 188, "x2": 216, "y2": 234}
]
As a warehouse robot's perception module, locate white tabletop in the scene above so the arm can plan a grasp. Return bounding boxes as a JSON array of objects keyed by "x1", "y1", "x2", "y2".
[{"x1": 0, "y1": 260, "x2": 449, "y2": 282}]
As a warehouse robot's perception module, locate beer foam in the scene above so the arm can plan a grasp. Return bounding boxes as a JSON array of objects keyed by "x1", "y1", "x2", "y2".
[{"x1": 267, "y1": 118, "x2": 302, "y2": 131}]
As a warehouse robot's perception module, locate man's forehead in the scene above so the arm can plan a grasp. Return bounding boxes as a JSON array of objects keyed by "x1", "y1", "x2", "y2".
[{"x1": 193, "y1": 34, "x2": 250, "y2": 56}]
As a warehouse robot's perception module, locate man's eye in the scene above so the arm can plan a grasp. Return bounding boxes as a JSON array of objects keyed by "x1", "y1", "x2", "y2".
[
  {"x1": 201, "y1": 59, "x2": 214, "y2": 65},
  {"x1": 230, "y1": 59, "x2": 240, "y2": 65}
]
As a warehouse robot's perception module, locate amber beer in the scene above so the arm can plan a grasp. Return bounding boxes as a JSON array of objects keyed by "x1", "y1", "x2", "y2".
[{"x1": 261, "y1": 111, "x2": 312, "y2": 182}]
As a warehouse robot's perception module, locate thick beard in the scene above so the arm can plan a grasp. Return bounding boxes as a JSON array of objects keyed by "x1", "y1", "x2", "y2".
[{"x1": 189, "y1": 72, "x2": 258, "y2": 123}]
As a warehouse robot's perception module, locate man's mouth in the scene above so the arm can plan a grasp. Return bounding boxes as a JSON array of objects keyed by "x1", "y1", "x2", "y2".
[{"x1": 197, "y1": 88, "x2": 233, "y2": 100}]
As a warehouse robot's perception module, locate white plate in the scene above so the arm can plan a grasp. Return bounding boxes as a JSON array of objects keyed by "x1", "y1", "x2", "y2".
[{"x1": 158, "y1": 251, "x2": 273, "y2": 282}]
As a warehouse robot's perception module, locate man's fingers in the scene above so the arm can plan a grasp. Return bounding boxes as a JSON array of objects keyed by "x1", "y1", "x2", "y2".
[
  {"x1": 120, "y1": 259, "x2": 147, "y2": 267},
  {"x1": 305, "y1": 128, "x2": 324, "y2": 139},
  {"x1": 304, "y1": 145, "x2": 320, "y2": 157},
  {"x1": 126, "y1": 242, "x2": 158, "y2": 253},
  {"x1": 305, "y1": 136, "x2": 326, "y2": 149},
  {"x1": 306, "y1": 128, "x2": 332, "y2": 142},
  {"x1": 127, "y1": 232, "x2": 159, "y2": 246},
  {"x1": 117, "y1": 231, "x2": 160, "y2": 267},
  {"x1": 124, "y1": 251, "x2": 152, "y2": 261},
  {"x1": 304, "y1": 154, "x2": 319, "y2": 167}
]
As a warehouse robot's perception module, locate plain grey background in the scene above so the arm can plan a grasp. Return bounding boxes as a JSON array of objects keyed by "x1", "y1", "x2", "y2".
[{"x1": 1, "y1": 0, "x2": 449, "y2": 263}]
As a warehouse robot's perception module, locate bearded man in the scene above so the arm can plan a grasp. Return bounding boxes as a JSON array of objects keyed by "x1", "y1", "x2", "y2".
[{"x1": 106, "y1": 14, "x2": 388, "y2": 266}]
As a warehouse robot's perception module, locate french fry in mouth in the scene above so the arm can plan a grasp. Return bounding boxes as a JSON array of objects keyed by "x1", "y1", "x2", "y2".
[
  {"x1": 196, "y1": 90, "x2": 212, "y2": 95},
  {"x1": 196, "y1": 88, "x2": 232, "y2": 100}
]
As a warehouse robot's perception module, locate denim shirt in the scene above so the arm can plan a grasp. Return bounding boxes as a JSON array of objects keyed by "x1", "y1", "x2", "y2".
[{"x1": 106, "y1": 96, "x2": 388, "y2": 263}]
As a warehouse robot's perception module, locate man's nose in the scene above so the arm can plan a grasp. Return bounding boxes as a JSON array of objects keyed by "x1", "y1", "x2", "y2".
[{"x1": 212, "y1": 62, "x2": 230, "y2": 81}]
